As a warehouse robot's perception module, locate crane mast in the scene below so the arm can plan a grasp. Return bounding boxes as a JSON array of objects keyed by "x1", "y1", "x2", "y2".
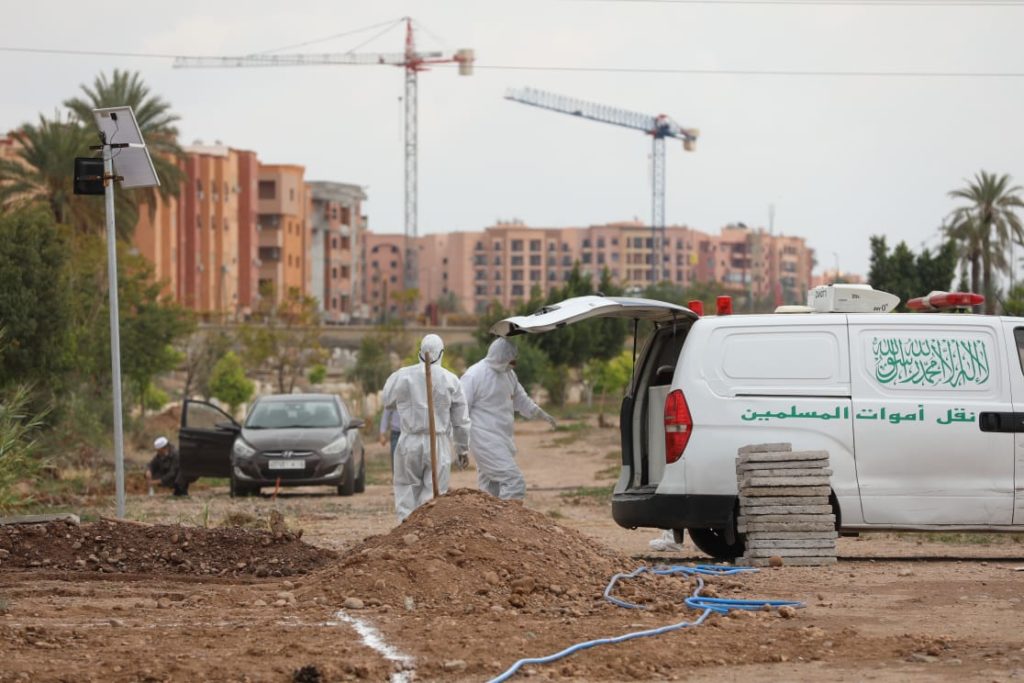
[
  {"x1": 174, "y1": 18, "x2": 474, "y2": 310},
  {"x1": 505, "y1": 87, "x2": 698, "y2": 285}
]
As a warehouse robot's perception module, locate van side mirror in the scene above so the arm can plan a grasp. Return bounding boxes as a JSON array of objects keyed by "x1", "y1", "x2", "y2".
[{"x1": 346, "y1": 418, "x2": 366, "y2": 431}]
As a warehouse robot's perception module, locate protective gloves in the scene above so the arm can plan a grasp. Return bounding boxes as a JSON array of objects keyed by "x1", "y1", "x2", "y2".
[
  {"x1": 455, "y1": 449, "x2": 470, "y2": 471},
  {"x1": 539, "y1": 410, "x2": 557, "y2": 429}
]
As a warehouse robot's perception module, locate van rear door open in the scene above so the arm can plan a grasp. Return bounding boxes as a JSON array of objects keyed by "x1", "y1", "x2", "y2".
[{"x1": 850, "y1": 318, "x2": 1014, "y2": 525}]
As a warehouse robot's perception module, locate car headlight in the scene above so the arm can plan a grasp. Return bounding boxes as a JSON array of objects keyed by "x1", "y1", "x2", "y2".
[
  {"x1": 233, "y1": 440, "x2": 256, "y2": 458},
  {"x1": 320, "y1": 436, "x2": 349, "y2": 456}
]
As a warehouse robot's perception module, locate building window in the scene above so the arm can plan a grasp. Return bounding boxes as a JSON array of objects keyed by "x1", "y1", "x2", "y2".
[
  {"x1": 597, "y1": 238, "x2": 605, "y2": 248},
  {"x1": 494, "y1": 285, "x2": 502, "y2": 295},
  {"x1": 548, "y1": 271, "x2": 557, "y2": 280},
  {"x1": 341, "y1": 237, "x2": 350, "y2": 249},
  {"x1": 511, "y1": 239, "x2": 524, "y2": 252},
  {"x1": 391, "y1": 246, "x2": 399, "y2": 254},
  {"x1": 341, "y1": 266, "x2": 350, "y2": 278},
  {"x1": 529, "y1": 255, "x2": 541, "y2": 266},
  {"x1": 562, "y1": 255, "x2": 571, "y2": 266},
  {"x1": 582, "y1": 253, "x2": 592, "y2": 264},
  {"x1": 582, "y1": 239, "x2": 591, "y2": 248},
  {"x1": 511, "y1": 255, "x2": 524, "y2": 266},
  {"x1": 475, "y1": 241, "x2": 484, "y2": 250},
  {"x1": 475, "y1": 270, "x2": 487, "y2": 281},
  {"x1": 390, "y1": 261, "x2": 397, "y2": 269},
  {"x1": 331, "y1": 238, "x2": 338, "y2": 249},
  {"x1": 476, "y1": 286, "x2": 488, "y2": 296},
  {"x1": 511, "y1": 270, "x2": 524, "y2": 281},
  {"x1": 597, "y1": 253, "x2": 605, "y2": 265},
  {"x1": 331, "y1": 267, "x2": 338, "y2": 279},
  {"x1": 258, "y1": 180, "x2": 275, "y2": 199},
  {"x1": 529, "y1": 239, "x2": 541, "y2": 252},
  {"x1": 512, "y1": 285, "x2": 524, "y2": 296},
  {"x1": 530, "y1": 270, "x2": 541, "y2": 281},
  {"x1": 493, "y1": 256, "x2": 502, "y2": 266},
  {"x1": 611, "y1": 238, "x2": 619, "y2": 246}
]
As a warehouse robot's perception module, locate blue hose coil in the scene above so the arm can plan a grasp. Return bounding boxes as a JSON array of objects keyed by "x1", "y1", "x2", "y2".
[{"x1": 487, "y1": 564, "x2": 804, "y2": 683}]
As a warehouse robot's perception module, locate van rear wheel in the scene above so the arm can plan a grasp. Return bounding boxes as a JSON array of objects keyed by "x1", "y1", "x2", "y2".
[{"x1": 688, "y1": 527, "x2": 745, "y2": 560}]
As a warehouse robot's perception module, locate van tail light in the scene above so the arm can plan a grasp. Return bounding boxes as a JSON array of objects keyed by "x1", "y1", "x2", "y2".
[
  {"x1": 716, "y1": 296, "x2": 733, "y2": 316},
  {"x1": 664, "y1": 389, "x2": 692, "y2": 464},
  {"x1": 688, "y1": 299, "x2": 704, "y2": 316}
]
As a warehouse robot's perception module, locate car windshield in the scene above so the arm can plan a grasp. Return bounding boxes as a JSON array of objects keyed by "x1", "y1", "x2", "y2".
[{"x1": 245, "y1": 400, "x2": 343, "y2": 429}]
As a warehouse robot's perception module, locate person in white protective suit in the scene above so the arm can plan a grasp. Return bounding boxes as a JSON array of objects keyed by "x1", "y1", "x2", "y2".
[
  {"x1": 460, "y1": 338, "x2": 557, "y2": 500},
  {"x1": 381, "y1": 334, "x2": 471, "y2": 522}
]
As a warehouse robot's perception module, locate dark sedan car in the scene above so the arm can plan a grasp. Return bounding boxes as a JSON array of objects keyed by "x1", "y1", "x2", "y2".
[{"x1": 178, "y1": 394, "x2": 366, "y2": 497}]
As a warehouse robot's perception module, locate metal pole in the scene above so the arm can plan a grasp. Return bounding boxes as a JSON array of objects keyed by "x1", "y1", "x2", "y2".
[
  {"x1": 651, "y1": 136, "x2": 666, "y2": 285},
  {"x1": 103, "y1": 142, "x2": 126, "y2": 519}
]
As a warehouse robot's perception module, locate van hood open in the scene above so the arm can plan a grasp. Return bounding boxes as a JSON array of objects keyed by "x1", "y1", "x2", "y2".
[{"x1": 490, "y1": 295, "x2": 697, "y2": 337}]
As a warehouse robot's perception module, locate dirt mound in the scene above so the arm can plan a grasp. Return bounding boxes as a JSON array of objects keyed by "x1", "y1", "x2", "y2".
[
  {"x1": 301, "y1": 488, "x2": 692, "y2": 615},
  {"x1": 0, "y1": 518, "x2": 336, "y2": 578}
]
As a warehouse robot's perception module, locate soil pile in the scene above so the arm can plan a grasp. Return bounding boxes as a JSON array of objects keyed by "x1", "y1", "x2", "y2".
[
  {"x1": 0, "y1": 518, "x2": 336, "y2": 577},
  {"x1": 302, "y1": 488, "x2": 694, "y2": 615}
]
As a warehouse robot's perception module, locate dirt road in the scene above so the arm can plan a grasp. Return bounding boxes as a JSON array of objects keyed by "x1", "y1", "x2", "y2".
[{"x1": 2, "y1": 417, "x2": 1024, "y2": 682}]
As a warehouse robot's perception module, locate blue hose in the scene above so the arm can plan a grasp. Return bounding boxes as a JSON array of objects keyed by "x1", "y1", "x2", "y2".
[{"x1": 487, "y1": 564, "x2": 803, "y2": 683}]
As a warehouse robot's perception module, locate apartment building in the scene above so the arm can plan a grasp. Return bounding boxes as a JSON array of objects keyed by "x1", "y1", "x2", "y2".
[
  {"x1": 256, "y1": 164, "x2": 307, "y2": 305},
  {"x1": 133, "y1": 194, "x2": 179, "y2": 299},
  {"x1": 307, "y1": 181, "x2": 365, "y2": 323},
  {"x1": 361, "y1": 232, "x2": 406, "y2": 321},
  {"x1": 367, "y1": 221, "x2": 817, "y2": 315}
]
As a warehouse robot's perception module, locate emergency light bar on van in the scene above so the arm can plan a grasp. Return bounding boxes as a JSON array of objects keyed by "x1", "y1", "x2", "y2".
[
  {"x1": 905, "y1": 291, "x2": 985, "y2": 312},
  {"x1": 807, "y1": 284, "x2": 900, "y2": 313}
]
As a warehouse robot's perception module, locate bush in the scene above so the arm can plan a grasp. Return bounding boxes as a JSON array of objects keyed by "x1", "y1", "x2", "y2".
[
  {"x1": 0, "y1": 385, "x2": 47, "y2": 511},
  {"x1": 307, "y1": 364, "x2": 327, "y2": 385},
  {"x1": 209, "y1": 351, "x2": 254, "y2": 416}
]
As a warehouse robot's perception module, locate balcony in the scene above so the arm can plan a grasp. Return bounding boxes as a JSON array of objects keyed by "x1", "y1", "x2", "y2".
[{"x1": 258, "y1": 246, "x2": 282, "y2": 262}]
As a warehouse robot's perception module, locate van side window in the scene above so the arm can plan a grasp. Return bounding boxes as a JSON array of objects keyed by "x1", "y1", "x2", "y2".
[{"x1": 1014, "y1": 328, "x2": 1024, "y2": 375}]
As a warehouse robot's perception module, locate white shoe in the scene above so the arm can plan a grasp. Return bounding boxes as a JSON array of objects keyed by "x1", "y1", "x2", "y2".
[{"x1": 648, "y1": 529, "x2": 684, "y2": 552}]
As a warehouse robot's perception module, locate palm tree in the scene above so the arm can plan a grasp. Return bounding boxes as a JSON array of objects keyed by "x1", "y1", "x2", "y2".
[
  {"x1": 64, "y1": 70, "x2": 186, "y2": 226},
  {"x1": 0, "y1": 113, "x2": 102, "y2": 230},
  {"x1": 944, "y1": 171, "x2": 1024, "y2": 314}
]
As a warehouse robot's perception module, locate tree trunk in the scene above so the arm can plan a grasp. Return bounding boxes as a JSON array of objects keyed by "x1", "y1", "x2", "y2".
[
  {"x1": 982, "y1": 232, "x2": 995, "y2": 314},
  {"x1": 970, "y1": 250, "x2": 982, "y2": 313}
]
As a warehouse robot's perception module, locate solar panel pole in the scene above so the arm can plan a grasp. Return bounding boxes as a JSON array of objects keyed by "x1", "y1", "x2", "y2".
[{"x1": 102, "y1": 135, "x2": 127, "y2": 519}]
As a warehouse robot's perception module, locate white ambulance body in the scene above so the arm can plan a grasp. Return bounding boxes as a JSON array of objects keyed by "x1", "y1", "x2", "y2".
[{"x1": 492, "y1": 288, "x2": 1024, "y2": 559}]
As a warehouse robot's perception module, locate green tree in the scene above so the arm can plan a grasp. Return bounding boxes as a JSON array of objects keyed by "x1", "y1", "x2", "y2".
[
  {"x1": 64, "y1": 69, "x2": 186, "y2": 227},
  {"x1": 181, "y1": 329, "x2": 234, "y2": 400},
  {"x1": 307, "y1": 364, "x2": 327, "y2": 385},
  {"x1": 349, "y1": 322, "x2": 411, "y2": 394},
  {"x1": 0, "y1": 207, "x2": 72, "y2": 386},
  {"x1": 584, "y1": 349, "x2": 633, "y2": 414},
  {"x1": 868, "y1": 235, "x2": 956, "y2": 311},
  {"x1": 945, "y1": 171, "x2": 1024, "y2": 314},
  {"x1": 241, "y1": 285, "x2": 328, "y2": 394},
  {"x1": 1002, "y1": 284, "x2": 1024, "y2": 317},
  {"x1": 115, "y1": 254, "x2": 193, "y2": 415},
  {"x1": 208, "y1": 351, "x2": 254, "y2": 416},
  {"x1": 0, "y1": 114, "x2": 102, "y2": 231}
]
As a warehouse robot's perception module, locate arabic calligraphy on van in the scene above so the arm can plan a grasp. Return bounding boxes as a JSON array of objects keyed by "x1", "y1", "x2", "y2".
[{"x1": 871, "y1": 337, "x2": 990, "y2": 388}]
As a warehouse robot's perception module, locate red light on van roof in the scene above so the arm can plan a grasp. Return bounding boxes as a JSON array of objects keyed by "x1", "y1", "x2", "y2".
[
  {"x1": 688, "y1": 299, "x2": 704, "y2": 316},
  {"x1": 907, "y1": 291, "x2": 984, "y2": 311},
  {"x1": 716, "y1": 296, "x2": 733, "y2": 316}
]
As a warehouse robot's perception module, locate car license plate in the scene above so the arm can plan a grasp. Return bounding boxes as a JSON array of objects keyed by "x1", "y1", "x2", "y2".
[{"x1": 267, "y1": 460, "x2": 305, "y2": 470}]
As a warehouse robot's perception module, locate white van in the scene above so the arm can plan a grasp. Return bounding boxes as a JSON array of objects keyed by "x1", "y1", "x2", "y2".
[{"x1": 492, "y1": 287, "x2": 1024, "y2": 559}]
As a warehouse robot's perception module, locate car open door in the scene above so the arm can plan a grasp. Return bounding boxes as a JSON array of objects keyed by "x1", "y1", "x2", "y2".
[
  {"x1": 490, "y1": 295, "x2": 696, "y2": 337},
  {"x1": 178, "y1": 399, "x2": 240, "y2": 478}
]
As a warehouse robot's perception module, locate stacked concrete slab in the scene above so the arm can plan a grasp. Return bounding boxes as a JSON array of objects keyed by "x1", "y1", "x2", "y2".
[{"x1": 736, "y1": 443, "x2": 837, "y2": 567}]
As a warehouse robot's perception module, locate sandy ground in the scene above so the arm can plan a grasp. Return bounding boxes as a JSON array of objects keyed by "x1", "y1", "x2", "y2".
[{"x1": 2, "y1": 417, "x2": 1024, "y2": 682}]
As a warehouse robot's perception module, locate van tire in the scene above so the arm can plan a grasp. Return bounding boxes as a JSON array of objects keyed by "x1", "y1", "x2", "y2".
[{"x1": 688, "y1": 527, "x2": 745, "y2": 560}]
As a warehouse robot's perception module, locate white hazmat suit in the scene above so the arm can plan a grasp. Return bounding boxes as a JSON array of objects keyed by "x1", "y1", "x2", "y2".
[
  {"x1": 460, "y1": 338, "x2": 556, "y2": 500},
  {"x1": 381, "y1": 334, "x2": 471, "y2": 522}
]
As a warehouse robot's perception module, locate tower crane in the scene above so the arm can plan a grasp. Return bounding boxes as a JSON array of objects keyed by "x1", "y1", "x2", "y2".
[
  {"x1": 505, "y1": 87, "x2": 698, "y2": 285},
  {"x1": 174, "y1": 18, "x2": 475, "y2": 299}
]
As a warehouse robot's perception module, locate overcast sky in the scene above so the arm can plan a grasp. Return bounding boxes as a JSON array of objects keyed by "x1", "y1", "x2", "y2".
[{"x1": 3, "y1": 0, "x2": 1023, "y2": 277}]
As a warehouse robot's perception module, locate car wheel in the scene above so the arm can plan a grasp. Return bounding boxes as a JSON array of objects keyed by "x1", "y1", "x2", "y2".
[
  {"x1": 337, "y1": 458, "x2": 356, "y2": 497},
  {"x1": 353, "y1": 456, "x2": 366, "y2": 494},
  {"x1": 688, "y1": 527, "x2": 745, "y2": 560}
]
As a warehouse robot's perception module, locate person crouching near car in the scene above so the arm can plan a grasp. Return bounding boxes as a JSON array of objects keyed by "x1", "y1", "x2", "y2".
[
  {"x1": 381, "y1": 334, "x2": 471, "y2": 522},
  {"x1": 146, "y1": 436, "x2": 194, "y2": 497}
]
